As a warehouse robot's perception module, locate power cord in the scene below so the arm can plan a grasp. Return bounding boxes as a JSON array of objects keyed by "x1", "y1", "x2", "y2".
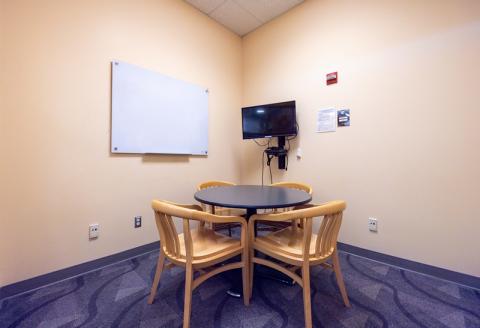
[
  {"x1": 285, "y1": 139, "x2": 291, "y2": 171},
  {"x1": 261, "y1": 150, "x2": 274, "y2": 186},
  {"x1": 257, "y1": 139, "x2": 272, "y2": 186},
  {"x1": 269, "y1": 159, "x2": 273, "y2": 184},
  {"x1": 261, "y1": 151, "x2": 265, "y2": 186}
]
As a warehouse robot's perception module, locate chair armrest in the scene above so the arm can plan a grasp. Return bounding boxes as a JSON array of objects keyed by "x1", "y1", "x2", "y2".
[
  {"x1": 152, "y1": 199, "x2": 245, "y2": 225},
  {"x1": 250, "y1": 201, "x2": 346, "y2": 224},
  {"x1": 250, "y1": 212, "x2": 297, "y2": 224},
  {"x1": 189, "y1": 210, "x2": 247, "y2": 226},
  {"x1": 292, "y1": 203, "x2": 314, "y2": 210},
  {"x1": 181, "y1": 204, "x2": 203, "y2": 211},
  {"x1": 162, "y1": 200, "x2": 203, "y2": 211}
]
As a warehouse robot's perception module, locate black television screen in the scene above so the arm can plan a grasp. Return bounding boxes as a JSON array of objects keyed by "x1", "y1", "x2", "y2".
[{"x1": 242, "y1": 101, "x2": 297, "y2": 139}]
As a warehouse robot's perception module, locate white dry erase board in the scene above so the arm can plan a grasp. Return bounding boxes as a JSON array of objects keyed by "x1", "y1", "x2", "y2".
[{"x1": 111, "y1": 61, "x2": 208, "y2": 155}]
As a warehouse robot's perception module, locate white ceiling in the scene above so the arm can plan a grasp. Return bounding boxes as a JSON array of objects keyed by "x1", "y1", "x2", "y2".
[{"x1": 185, "y1": 0, "x2": 304, "y2": 36}]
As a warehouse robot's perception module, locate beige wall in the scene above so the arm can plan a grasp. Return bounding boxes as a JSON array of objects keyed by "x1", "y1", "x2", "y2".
[
  {"x1": 0, "y1": 0, "x2": 7, "y2": 285},
  {"x1": 2, "y1": 0, "x2": 479, "y2": 288},
  {"x1": 0, "y1": 0, "x2": 242, "y2": 287},
  {"x1": 241, "y1": 0, "x2": 480, "y2": 276}
]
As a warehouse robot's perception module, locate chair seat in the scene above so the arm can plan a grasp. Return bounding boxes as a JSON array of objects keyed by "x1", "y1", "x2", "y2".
[
  {"x1": 178, "y1": 228, "x2": 242, "y2": 262},
  {"x1": 255, "y1": 227, "x2": 332, "y2": 262}
]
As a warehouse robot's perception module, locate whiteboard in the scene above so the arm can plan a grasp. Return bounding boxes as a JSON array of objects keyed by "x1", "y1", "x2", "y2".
[{"x1": 111, "y1": 61, "x2": 208, "y2": 155}]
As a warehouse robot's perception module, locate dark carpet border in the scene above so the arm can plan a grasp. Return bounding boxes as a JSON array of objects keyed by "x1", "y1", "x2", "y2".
[
  {"x1": 0, "y1": 241, "x2": 159, "y2": 300},
  {"x1": 337, "y1": 242, "x2": 480, "y2": 290}
]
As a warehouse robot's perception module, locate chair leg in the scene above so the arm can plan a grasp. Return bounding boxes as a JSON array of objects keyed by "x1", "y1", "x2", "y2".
[
  {"x1": 148, "y1": 250, "x2": 166, "y2": 304},
  {"x1": 249, "y1": 242, "x2": 255, "y2": 299},
  {"x1": 332, "y1": 249, "x2": 351, "y2": 307},
  {"x1": 242, "y1": 249, "x2": 250, "y2": 306},
  {"x1": 249, "y1": 257, "x2": 254, "y2": 299},
  {"x1": 291, "y1": 219, "x2": 298, "y2": 232},
  {"x1": 183, "y1": 263, "x2": 194, "y2": 328},
  {"x1": 228, "y1": 226, "x2": 232, "y2": 237},
  {"x1": 302, "y1": 264, "x2": 312, "y2": 328}
]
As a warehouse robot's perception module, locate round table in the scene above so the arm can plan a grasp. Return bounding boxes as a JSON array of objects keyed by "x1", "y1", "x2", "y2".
[
  {"x1": 194, "y1": 185, "x2": 312, "y2": 219},
  {"x1": 194, "y1": 185, "x2": 312, "y2": 297}
]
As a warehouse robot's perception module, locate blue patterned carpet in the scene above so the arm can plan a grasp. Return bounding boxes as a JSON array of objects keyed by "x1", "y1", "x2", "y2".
[{"x1": 1, "y1": 245, "x2": 479, "y2": 327}]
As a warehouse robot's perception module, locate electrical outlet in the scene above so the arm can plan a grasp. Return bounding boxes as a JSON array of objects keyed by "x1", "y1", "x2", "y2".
[
  {"x1": 134, "y1": 216, "x2": 142, "y2": 228},
  {"x1": 89, "y1": 223, "x2": 99, "y2": 239},
  {"x1": 296, "y1": 148, "x2": 302, "y2": 159},
  {"x1": 368, "y1": 218, "x2": 378, "y2": 232}
]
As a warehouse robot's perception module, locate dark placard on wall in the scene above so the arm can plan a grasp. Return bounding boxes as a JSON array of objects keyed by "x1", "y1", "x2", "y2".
[{"x1": 337, "y1": 109, "x2": 350, "y2": 127}]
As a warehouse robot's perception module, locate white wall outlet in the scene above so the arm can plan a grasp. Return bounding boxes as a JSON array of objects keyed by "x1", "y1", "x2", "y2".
[
  {"x1": 368, "y1": 218, "x2": 378, "y2": 232},
  {"x1": 296, "y1": 148, "x2": 302, "y2": 159},
  {"x1": 89, "y1": 223, "x2": 99, "y2": 239}
]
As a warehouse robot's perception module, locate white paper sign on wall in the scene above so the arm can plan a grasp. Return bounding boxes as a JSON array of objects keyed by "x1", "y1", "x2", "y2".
[{"x1": 316, "y1": 109, "x2": 337, "y2": 133}]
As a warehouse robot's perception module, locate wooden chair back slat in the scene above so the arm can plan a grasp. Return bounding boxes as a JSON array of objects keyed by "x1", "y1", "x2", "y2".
[
  {"x1": 155, "y1": 212, "x2": 177, "y2": 257},
  {"x1": 154, "y1": 212, "x2": 169, "y2": 253},
  {"x1": 302, "y1": 219, "x2": 313, "y2": 262},
  {"x1": 314, "y1": 212, "x2": 344, "y2": 258},
  {"x1": 169, "y1": 214, "x2": 182, "y2": 257},
  {"x1": 330, "y1": 213, "x2": 343, "y2": 253},
  {"x1": 321, "y1": 215, "x2": 332, "y2": 257},
  {"x1": 314, "y1": 216, "x2": 328, "y2": 257},
  {"x1": 183, "y1": 219, "x2": 193, "y2": 261}
]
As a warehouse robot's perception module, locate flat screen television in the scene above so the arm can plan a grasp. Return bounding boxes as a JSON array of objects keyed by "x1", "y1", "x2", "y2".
[{"x1": 242, "y1": 101, "x2": 297, "y2": 139}]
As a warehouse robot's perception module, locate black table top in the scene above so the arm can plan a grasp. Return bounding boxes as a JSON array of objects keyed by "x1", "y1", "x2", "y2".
[{"x1": 194, "y1": 185, "x2": 312, "y2": 210}]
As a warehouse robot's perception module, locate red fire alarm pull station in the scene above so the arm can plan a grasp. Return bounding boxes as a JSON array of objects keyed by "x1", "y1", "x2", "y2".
[{"x1": 326, "y1": 72, "x2": 338, "y2": 85}]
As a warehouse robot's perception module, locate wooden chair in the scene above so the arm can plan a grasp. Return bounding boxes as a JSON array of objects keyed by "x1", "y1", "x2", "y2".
[
  {"x1": 148, "y1": 200, "x2": 250, "y2": 328},
  {"x1": 248, "y1": 201, "x2": 350, "y2": 328},
  {"x1": 271, "y1": 181, "x2": 313, "y2": 196},
  {"x1": 258, "y1": 181, "x2": 313, "y2": 231},
  {"x1": 197, "y1": 181, "x2": 246, "y2": 236}
]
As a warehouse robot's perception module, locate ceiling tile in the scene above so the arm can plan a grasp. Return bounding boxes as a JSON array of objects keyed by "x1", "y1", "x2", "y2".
[
  {"x1": 236, "y1": 0, "x2": 303, "y2": 23},
  {"x1": 210, "y1": 0, "x2": 262, "y2": 36},
  {"x1": 184, "y1": 0, "x2": 304, "y2": 36},
  {"x1": 185, "y1": 0, "x2": 226, "y2": 14}
]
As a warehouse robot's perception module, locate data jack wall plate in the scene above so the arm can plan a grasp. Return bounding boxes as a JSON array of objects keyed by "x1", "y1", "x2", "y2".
[
  {"x1": 368, "y1": 218, "x2": 378, "y2": 232},
  {"x1": 89, "y1": 223, "x2": 99, "y2": 239}
]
